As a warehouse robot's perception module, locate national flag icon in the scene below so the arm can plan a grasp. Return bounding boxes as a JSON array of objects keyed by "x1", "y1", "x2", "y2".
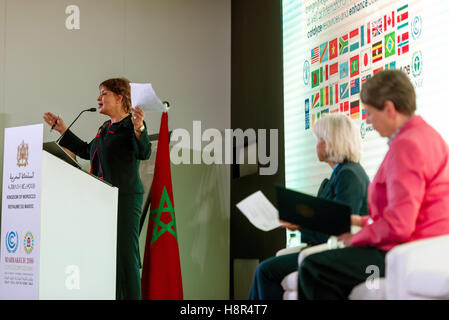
[
  {"x1": 329, "y1": 62, "x2": 339, "y2": 80},
  {"x1": 329, "y1": 38, "x2": 338, "y2": 60},
  {"x1": 373, "y1": 66, "x2": 383, "y2": 75},
  {"x1": 320, "y1": 86, "x2": 329, "y2": 106},
  {"x1": 361, "y1": 74, "x2": 372, "y2": 84},
  {"x1": 312, "y1": 92, "x2": 320, "y2": 109},
  {"x1": 361, "y1": 48, "x2": 371, "y2": 73},
  {"x1": 361, "y1": 103, "x2": 367, "y2": 120},
  {"x1": 311, "y1": 46, "x2": 320, "y2": 64},
  {"x1": 350, "y1": 54, "x2": 360, "y2": 77},
  {"x1": 339, "y1": 34, "x2": 349, "y2": 55},
  {"x1": 320, "y1": 42, "x2": 329, "y2": 63},
  {"x1": 319, "y1": 65, "x2": 329, "y2": 83},
  {"x1": 340, "y1": 61, "x2": 349, "y2": 79},
  {"x1": 371, "y1": 18, "x2": 383, "y2": 38},
  {"x1": 397, "y1": 4, "x2": 409, "y2": 30},
  {"x1": 384, "y1": 11, "x2": 395, "y2": 32},
  {"x1": 350, "y1": 100, "x2": 360, "y2": 120},
  {"x1": 397, "y1": 32, "x2": 409, "y2": 56},
  {"x1": 311, "y1": 69, "x2": 320, "y2": 88},
  {"x1": 312, "y1": 113, "x2": 316, "y2": 128},
  {"x1": 305, "y1": 99, "x2": 310, "y2": 130},
  {"x1": 350, "y1": 78, "x2": 360, "y2": 96},
  {"x1": 329, "y1": 83, "x2": 339, "y2": 106},
  {"x1": 361, "y1": 23, "x2": 371, "y2": 47},
  {"x1": 340, "y1": 82, "x2": 349, "y2": 100},
  {"x1": 349, "y1": 28, "x2": 360, "y2": 52},
  {"x1": 340, "y1": 101, "x2": 349, "y2": 116},
  {"x1": 330, "y1": 107, "x2": 339, "y2": 114},
  {"x1": 385, "y1": 61, "x2": 396, "y2": 70},
  {"x1": 384, "y1": 31, "x2": 395, "y2": 58},
  {"x1": 372, "y1": 40, "x2": 383, "y2": 63}
]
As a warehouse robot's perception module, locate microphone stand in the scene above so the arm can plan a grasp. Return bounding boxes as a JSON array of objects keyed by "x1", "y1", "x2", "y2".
[{"x1": 56, "y1": 108, "x2": 96, "y2": 144}]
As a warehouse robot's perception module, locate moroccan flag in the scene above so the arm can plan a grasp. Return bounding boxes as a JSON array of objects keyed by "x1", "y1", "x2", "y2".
[{"x1": 141, "y1": 112, "x2": 183, "y2": 300}]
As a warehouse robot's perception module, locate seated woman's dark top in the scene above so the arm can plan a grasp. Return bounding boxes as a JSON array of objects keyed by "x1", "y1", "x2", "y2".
[{"x1": 301, "y1": 160, "x2": 370, "y2": 245}]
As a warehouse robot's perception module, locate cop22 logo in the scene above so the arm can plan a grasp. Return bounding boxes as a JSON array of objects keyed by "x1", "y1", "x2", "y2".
[{"x1": 6, "y1": 231, "x2": 19, "y2": 254}]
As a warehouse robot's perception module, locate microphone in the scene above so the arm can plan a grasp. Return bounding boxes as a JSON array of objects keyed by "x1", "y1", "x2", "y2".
[{"x1": 56, "y1": 107, "x2": 97, "y2": 143}]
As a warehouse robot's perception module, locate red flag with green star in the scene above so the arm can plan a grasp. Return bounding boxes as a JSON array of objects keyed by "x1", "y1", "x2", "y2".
[{"x1": 141, "y1": 112, "x2": 183, "y2": 300}]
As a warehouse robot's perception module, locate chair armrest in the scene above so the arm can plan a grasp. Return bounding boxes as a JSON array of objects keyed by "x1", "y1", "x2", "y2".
[
  {"x1": 276, "y1": 243, "x2": 308, "y2": 256},
  {"x1": 385, "y1": 234, "x2": 449, "y2": 299}
]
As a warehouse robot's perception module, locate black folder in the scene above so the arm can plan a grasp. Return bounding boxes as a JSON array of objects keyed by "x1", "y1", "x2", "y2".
[{"x1": 275, "y1": 184, "x2": 351, "y2": 235}]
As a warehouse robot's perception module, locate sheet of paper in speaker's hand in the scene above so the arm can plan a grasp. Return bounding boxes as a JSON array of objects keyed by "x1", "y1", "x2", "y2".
[
  {"x1": 236, "y1": 191, "x2": 281, "y2": 231},
  {"x1": 130, "y1": 83, "x2": 169, "y2": 113}
]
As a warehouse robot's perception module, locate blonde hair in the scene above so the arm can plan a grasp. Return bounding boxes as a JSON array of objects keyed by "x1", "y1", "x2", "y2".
[{"x1": 313, "y1": 114, "x2": 361, "y2": 163}]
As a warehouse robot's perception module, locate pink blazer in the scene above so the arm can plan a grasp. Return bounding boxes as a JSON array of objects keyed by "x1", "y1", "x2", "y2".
[{"x1": 351, "y1": 116, "x2": 449, "y2": 251}]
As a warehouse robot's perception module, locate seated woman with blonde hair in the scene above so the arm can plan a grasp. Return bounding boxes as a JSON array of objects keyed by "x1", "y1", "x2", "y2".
[{"x1": 249, "y1": 113, "x2": 370, "y2": 300}]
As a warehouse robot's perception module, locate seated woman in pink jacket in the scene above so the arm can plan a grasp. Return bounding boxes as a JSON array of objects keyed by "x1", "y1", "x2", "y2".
[{"x1": 297, "y1": 69, "x2": 449, "y2": 299}]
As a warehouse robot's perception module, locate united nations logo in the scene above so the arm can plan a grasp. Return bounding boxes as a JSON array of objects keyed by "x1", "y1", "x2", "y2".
[
  {"x1": 303, "y1": 60, "x2": 310, "y2": 86},
  {"x1": 412, "y1": 51, "x2": 423, "y2": 78},
  {"x1": 17, "y1": 140, "x2": 29, "y2": 167},
  {"x1": 23, "y1": 231, "x2": 34, "y2": 254},
  {"x1": 6, "y1": 231, "x2": 19, "y2": 254},
  {"x1": 411, "y1": 16, "x2": 422, "y2": 40}
]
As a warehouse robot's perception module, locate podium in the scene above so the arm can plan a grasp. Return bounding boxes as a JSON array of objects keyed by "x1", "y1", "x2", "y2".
[{"x1": 0, "y1": 124, "x2": 119, "y2": 300}]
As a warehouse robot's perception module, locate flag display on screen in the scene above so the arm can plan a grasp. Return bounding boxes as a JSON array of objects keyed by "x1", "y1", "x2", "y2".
[
  {"x1": 311, "y1": 46, "x2": 319, "y2": 64},
  {"x1": 350, "y1": 100, "x2": 360, "y2": 120},
  {"x1": 312, "y1": 92, "x2": 320, "y2": 108},
  {"x1": 339, "y1": 34, "x2": 348, "y2": 55},
  {"x1": 349, "y1": 28, "x2": 360, "y2": 52},
  {"x1": 384, "y1": 11, "x2": 395, "y2": 32},
  {"x1": 340, "y1": 82, "x2": 349, "y2": 99},
  {"x1": 311, "y1": 69, "x2": 320, "y2": 88},
  {"x1": 329, "y1": 38, "x2": 338, "y2": 60},
  {"x1": 397, "y1": 4, "x2": 409, "y2": 30},
  {"x1": 320, "y1": 86, "x2": 329, "y2": 106},
  {"x1": 360, "y1": 23, "x2": 371, "y2": 46},
  {"x1": 371, "y1": 18, "x2": 383, "y2": 38},
  {"x1": 384, "y1": 31, "x2": 396, "y2": 58},
  {"x1": 340, "y1": 61, "x2": 349, "y2": 79},
  {"x1": 351, "y1": 78, "x2": 360, "y2": 96},
  {"x1": 295, "y1": 1, "x2": 420, "y2": 134},
  {"x1": 320, "y1": 42, "x2": 329, "y2": 63},
  {"x1": 350, "y1": 54, "x2": 360, "y2": 77},
  {"x1": 372, "y1": 41, "x2": 383, "y2": 63},
  {"x1": 397, "y1": 32, "x2": 409, "y2": 55},
  {"x1": 361, "y1": 49, "x2": 371, "y2": 73}
]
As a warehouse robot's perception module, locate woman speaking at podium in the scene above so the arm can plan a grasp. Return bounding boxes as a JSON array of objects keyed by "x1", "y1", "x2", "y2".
[{"x1": 43, "y1": 78, "x2": 152, "y2": 300}]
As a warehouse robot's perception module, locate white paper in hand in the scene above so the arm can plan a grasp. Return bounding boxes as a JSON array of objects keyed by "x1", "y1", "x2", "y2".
[
  {"x1": 236, "y1": 191, "x2": 282, "y2": 231},
  {"x1": 130, "y1": 83, "x2": 169, "y2": 113}
]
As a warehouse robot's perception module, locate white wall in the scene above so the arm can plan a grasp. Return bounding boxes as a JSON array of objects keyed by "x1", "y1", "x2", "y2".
[{"x1": 0, "y1": 0, "x2": 230, "y2": 299}]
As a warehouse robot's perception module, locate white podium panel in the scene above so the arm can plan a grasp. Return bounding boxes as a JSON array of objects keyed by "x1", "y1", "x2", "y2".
[{"x1": 39, "y1": 151, "x2": 118, "y2": 299}]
